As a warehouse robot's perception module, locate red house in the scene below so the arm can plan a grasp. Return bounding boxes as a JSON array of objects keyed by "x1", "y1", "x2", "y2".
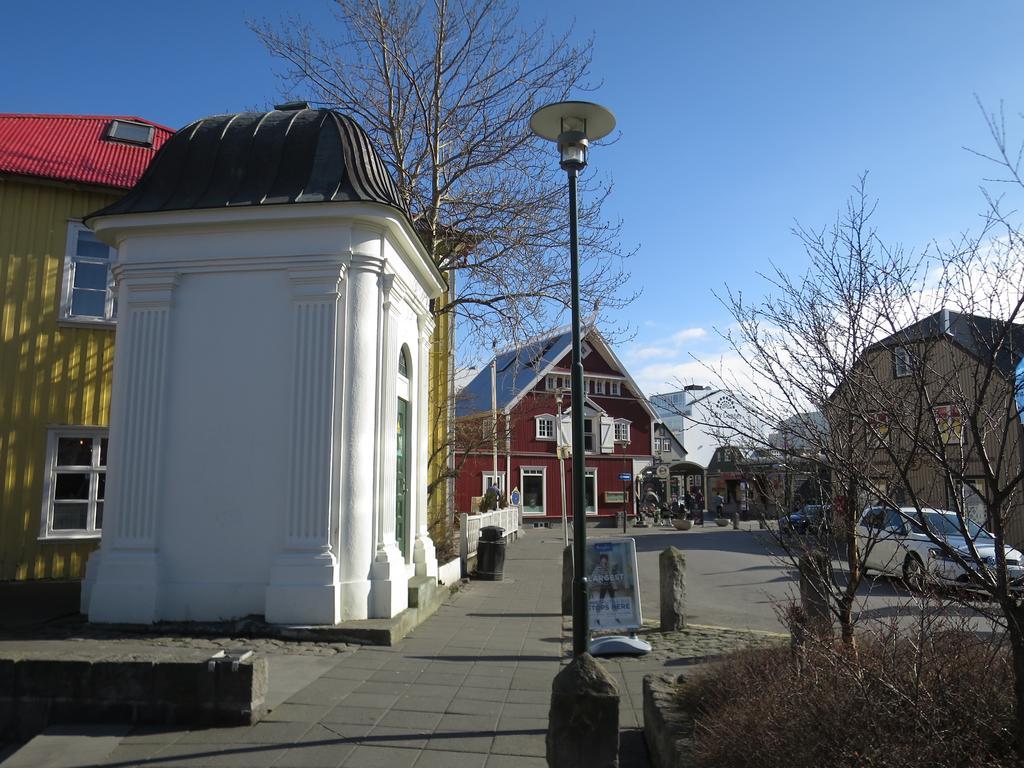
[{"x1": 454, "y1": 327, "x2": 657, "y2": 524}]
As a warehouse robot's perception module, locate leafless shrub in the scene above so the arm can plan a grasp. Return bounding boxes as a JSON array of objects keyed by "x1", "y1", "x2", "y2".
[{"x1": 680, "y1": 622, "x2": 1015, "y2": 768}]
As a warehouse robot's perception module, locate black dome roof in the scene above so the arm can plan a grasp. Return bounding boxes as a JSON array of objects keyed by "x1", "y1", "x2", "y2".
[{"x1": 87, "y1": 105, "x2": 407, "y2": 221}]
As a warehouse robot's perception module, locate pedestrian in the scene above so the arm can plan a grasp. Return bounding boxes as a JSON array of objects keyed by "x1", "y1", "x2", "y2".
[
  {"x1": 714, "y1": 492, "x2": 725, "y2": 519},
  {"x1": 683, "y1": 490, "x2": 694, "y2": 518}
]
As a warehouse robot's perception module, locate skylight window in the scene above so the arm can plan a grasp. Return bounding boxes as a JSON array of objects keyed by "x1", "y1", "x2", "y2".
[{"x1": 106, "y1": 119, "x2": 154, "y2": 147}]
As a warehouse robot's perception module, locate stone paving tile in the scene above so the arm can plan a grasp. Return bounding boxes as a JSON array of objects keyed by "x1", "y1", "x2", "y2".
[
  {"x1": 377, "y1": 709, "x2": 443, "y2": 730},
  {"x1": 263, "y1": 702, "x2": 335, "y2": 723},
  {"x1": 456, "y1": 685, "x2": 507, "y2": 703},
  {"x1": 414, "y1": 670, "x2": 468, "y2": 686},
  {"x1": 436, "y1": 713, "x2": 499, "y2": 733},
  {"x1": 119, "y1": 725, "x2": 187, "y2": 746},
  {"x1": 495, "y1": 716, "x2": 548, "y2": 733},
  {"x1": 336, "y1": 691, "x2": 401, "y2": 709},
  {"x1": 198, "y1": 746, "x2": 289, "y2": 767},
  {"x1": 341, "y1": 744, "x2": 420, "y2": 767},
  {"x1": 413, "y1": 749, "x2": 488, "y2": 767},
  {"x1": 364, "y1": 725, "x2": 431, "y2": 750},
  {"x1": 297, "y1": 722, "x2": 374, "y2": 745},
  {"x1": 490, "y1": 730, "x2": 547, "y2": 757},
  {"x1": 321, "y1": 705, "x2": 388, "y2": 727},
  {"x1": 274, "y1": 742, "x2": 354, "y2": 768},
  {"x1": 484, "y1": 756, "x2": 547, "y2": 768},
  {"x1": 351, "y1": 680, "x2": 413, "y2": 696},
  {"x1": 498, "y1": 701, "x2": 545, "y2": 720},
  {"x1": 446, "y1": 697, "x2": 503, "y2": 717},
  {"x1": 236, "y1": 720, "x2": 316, "y2": 744},
  {"x1": 423, "y1": 733, "x2": 494, "y2": 754},
  {"x1": 461, "y1": 674, "x2": 510, "y2": 689},
  {"x1": 503, "y1": 689, "x2": 550, "y2": 705},
  {"x1": 320, "y1": 664, "x2": 376, "y2": 681},
  {"x1": 96, "y1": 743, "x2": 164, "y2": 765},
  {"x1": 391, "y1": 693, "x2": 454, "y2": 712}
]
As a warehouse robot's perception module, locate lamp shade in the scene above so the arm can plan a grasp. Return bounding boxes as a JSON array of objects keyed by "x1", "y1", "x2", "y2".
[{"x1": 529, "y1": 101, "x2": 616, "y2": 143}]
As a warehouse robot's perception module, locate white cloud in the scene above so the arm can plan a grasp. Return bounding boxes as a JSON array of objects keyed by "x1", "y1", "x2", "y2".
[{"x1": 671, "y1": 327, "x2": 708, "y2": 343}]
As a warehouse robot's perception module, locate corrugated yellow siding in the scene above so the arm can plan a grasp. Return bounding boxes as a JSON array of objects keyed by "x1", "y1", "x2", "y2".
[
  {"x1": 0, "y1": 176, "x2": 119, "y2": 581},
  {"x1": 427, "y1": 273, "x2": 454, "y2": 544}
]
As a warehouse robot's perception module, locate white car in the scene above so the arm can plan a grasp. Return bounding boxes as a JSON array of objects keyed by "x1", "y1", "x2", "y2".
[{"x1": 856, "y1": 506, "x2": 1024, "y2": 591}]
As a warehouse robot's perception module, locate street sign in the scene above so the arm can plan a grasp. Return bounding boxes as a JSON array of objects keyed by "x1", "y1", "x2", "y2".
[
  {"x1": 510, "y1": 487, "x2": 521, "y2": 507},
  {"x1": 618, "y1": 472, "x2": 632, "y2": 481}
]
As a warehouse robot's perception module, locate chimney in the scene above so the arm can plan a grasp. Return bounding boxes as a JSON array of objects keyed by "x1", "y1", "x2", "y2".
[{"x1": 941, "y1": 308, "x2": 951, "y2": 335}]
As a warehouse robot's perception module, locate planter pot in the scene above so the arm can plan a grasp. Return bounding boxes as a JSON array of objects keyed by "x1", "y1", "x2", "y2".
[
  {"x1": 673, "y1": 519, "x2": 692, "y2": 531},
  {"x1": 714, "y1": 518, "x2": 730, "y2": 527}
]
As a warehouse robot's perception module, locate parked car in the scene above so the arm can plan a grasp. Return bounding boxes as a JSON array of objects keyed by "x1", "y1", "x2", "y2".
[
  {"x1": 855, "y1": 506, "x2": 1024, "y2": 592},
  {"x1": 778, "y1": 505, "x2": 829, "y2": 536}
]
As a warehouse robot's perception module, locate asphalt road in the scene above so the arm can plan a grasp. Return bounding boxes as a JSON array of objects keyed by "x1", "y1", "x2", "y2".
[{"x1": 587, "y1": 521, "x2": 1006, "y2": 636}]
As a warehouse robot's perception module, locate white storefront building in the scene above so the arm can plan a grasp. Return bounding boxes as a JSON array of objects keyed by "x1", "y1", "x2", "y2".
[{"x1": 80, "y1": 105, "x2": 445, "y2": 625}]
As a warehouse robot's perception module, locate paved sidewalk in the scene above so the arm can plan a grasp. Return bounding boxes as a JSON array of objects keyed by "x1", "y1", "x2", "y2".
[{"x1": 3, "y1": 527, "x2": 785, "y2": 767}]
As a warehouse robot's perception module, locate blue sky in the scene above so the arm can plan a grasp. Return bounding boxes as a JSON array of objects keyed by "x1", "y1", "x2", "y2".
[{"x1": 6, "y1": 1, "x2": 1024, "y2": 395}]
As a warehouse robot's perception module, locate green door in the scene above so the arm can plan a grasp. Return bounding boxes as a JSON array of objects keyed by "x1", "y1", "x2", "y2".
[{"x1": 396, "y1": 397, "x2": 409, "y2": 558}]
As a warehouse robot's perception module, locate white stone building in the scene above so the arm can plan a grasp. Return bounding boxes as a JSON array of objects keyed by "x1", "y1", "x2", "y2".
[{"x1": 80, "y1": 105, "x2": 446, "y2": 625}]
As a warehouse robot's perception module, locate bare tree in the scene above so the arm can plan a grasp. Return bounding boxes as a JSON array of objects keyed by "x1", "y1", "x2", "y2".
[
  {"x1": 713, "y1": 103, "x2": 1024, "y2": 752},
  {"x1": 250, "y1": 0, "x2": 636, "y2": 347},
  {"x1": 693, "y1": 176, "x2": 928, "y2": 645}
]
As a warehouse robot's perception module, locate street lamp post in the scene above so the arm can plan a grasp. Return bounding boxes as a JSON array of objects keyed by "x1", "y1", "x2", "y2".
[{"x1": 530, "y1": 101, "x2": 616, "y2": 658}]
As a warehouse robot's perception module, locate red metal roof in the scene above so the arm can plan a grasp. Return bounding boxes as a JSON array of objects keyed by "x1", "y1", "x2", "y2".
[{"x1": 0, "y1": 114, "x2": 173, "y2": 190}]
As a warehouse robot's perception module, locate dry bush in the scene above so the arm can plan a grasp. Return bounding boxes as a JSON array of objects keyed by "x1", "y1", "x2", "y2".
[{"x1": 679, "y1": 625, "x2": 1016, "y2": 768}]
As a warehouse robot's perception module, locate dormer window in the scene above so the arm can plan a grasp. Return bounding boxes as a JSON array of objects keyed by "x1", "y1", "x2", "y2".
[{"x1": 106, "y1": 119, "x2": 154, "y2": 147}]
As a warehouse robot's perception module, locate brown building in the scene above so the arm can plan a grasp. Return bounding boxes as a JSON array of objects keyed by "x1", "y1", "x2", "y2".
[{"x1": 831, "y1": 309, "x2": 1024, "y2": 547}]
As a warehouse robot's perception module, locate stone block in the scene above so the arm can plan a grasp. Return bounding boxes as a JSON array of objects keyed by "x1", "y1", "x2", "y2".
[
  {"x1": 643, "y1": 673, "x2": 693, "y2": 768},
  {"x1": 659, "y1": 547, "x2": 686, "y2": 632},
  {"x1": 546, "y1": 653, "x2": 619, "y2": 768},
  {"x1": 561, "y1": 545, "x2": 573, "y2": 617},
  {"x1": 90, "y1": 661, "x2": 155, "y2": 703}
]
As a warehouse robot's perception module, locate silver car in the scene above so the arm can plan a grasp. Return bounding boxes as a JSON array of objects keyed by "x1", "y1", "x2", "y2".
[{"x1": 856, "y1": 506, "x2": 1024, "y2": 591}]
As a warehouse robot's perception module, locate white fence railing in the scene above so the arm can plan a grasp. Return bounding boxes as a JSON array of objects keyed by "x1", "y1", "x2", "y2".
[{"x1": 459, "y1": 506, "x2": 522, "y2": 576}]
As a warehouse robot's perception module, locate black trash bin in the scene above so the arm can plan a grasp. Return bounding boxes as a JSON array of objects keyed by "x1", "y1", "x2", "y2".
[{"x1": 475, "y1": 525, "x2": 506, "y2": 580}]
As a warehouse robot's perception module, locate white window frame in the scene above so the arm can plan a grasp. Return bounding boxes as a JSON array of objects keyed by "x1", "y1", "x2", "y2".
[
  {"x1": 482, "y1": 471, "x2": 506, "y2": 495},
  {"x1": 546, "y1": 374, "x2": 569, "y2": 391},
  {"x1": 520, "y1": 466, "x2": 546, "y2": 516},
  {"x1": 60, "y1": 221, "x2": 117, "y2": 326},
  {"x1": 584, "y1": 417, "x2": 596, "y2": 453},
  {"x1": 609, "y1": 381, "x2": 621, "y2": 396},
  {"x1": 535, "y1": 414, "x2": 556, "y2": 440},
  {"x1": 614, "y1": 419, "x2": 631, "y2": 443},
  {"x1": 39, "y1": 427, "x2": 107, "y2": 540},
  {"x1": 894, "y1": 346, "x2": 912, "y2": 377},
  {"x1": 584, "y1": 468, "x2": 598, "y2": 515}
]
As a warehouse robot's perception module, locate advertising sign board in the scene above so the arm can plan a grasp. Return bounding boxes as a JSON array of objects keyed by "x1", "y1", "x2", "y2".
[{"x1": 585, "y1": 538, "x2": 643, "y2": 631}]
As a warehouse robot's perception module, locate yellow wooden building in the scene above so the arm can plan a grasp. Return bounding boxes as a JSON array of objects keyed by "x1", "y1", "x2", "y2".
[{"x1": 0, "y1": 114, "x2": 171, "y2": 585}]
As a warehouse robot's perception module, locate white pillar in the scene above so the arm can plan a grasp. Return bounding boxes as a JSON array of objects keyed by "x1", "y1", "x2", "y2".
[
  {"x1": 413, "y1": 314, "x2": 439, "y2": 579},
  {"x1": 265, "y1": 266, "x2": 345, "y2": 625},
  {"x1": 368, "y1": 276, "x2": 409, "y2": 617},
  {"x1": 337, "y1": 244, "x2": 385, "y2": 619},
  {"x1": 86, "y1": 271, "x2": 177, "y2": 623}
]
